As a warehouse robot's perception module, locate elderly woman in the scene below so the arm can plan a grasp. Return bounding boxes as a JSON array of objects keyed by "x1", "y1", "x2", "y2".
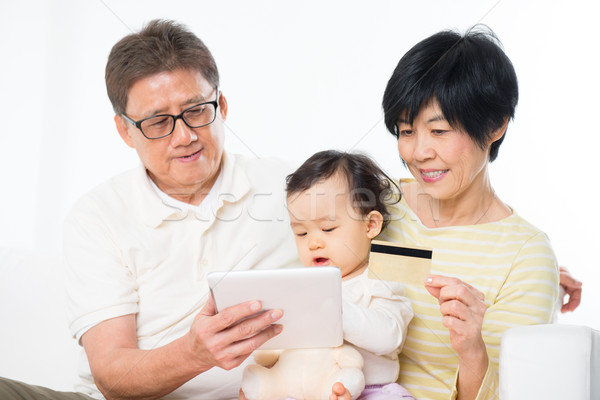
[
  {"x1": 244, "y1": 26, "x2": 574, "y2": 400},
  {"x1": 376, "y1": 27, "x2": 559, "y2": 400}
]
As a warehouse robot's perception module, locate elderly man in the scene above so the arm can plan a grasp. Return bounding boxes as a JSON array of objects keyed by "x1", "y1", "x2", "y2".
[
  {"x1": 62, "y1": 19, "x2": 301, "y2": 399},
  {"x1": 0, "y1": 19, "x2": 353, "y2": 400}
]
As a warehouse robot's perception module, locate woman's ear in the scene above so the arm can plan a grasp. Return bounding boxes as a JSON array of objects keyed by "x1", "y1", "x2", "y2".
[
  {"x1": 366, "y1": 210, "x2": 384, "y2": 239},
  {"x1": 490, "y1": 117, "x2": 509, "y2": 144}
]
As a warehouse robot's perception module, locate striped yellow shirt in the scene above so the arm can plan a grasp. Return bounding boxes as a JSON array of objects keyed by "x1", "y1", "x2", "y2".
[{"x1": 380, "y1": 196, "x2": 559, "y2": 400}]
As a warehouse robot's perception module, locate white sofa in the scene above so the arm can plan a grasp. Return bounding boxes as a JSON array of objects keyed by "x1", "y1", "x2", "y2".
[
  {"x1": 2, "y1": 248, "x2": 599, "y2": 399},
  {"x1": 500, "y1": 324, "x2": 600, "y2": 400},
  {"x1": 0, "y1": 248, "x2": 79, "y2": 391}
]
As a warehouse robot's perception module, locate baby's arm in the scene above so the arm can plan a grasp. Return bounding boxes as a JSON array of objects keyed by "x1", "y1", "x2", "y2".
[{"x1": 342, "y1": 279, "x2": 413, "y2": 355}]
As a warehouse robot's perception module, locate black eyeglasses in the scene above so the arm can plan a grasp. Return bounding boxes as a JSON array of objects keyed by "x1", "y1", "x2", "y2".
[{"x1": 122, "y1": 88, "x2": 219, "y2": 140}]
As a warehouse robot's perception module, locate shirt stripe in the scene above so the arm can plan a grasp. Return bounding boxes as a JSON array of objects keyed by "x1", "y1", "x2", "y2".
[{"x1": 382, "y1": 197, "x2": 559, "y2": 400}]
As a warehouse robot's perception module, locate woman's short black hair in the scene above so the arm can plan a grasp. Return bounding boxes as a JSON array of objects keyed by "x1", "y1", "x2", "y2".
[
  {"x1": 382, "y1": 25, "x2": 518, "y2": 162},
  {"x1": 285, "y1": 150, "x2": 400, "y2": 229}
]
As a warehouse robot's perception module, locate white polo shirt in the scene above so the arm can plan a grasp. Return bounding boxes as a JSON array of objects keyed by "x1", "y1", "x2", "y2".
[{"x1": 63, "y1": 152, "x2": 300, "y2": 399}]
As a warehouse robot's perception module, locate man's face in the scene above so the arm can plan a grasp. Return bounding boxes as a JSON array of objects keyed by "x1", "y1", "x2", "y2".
[{"x1": 115, "y1": 68, "x2": 227, "y2": 202}]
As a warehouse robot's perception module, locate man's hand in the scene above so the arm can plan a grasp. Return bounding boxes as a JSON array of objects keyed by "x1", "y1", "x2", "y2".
[
  {"x1": 82, "y1": 295, "x2": 283, "y2": 400},
  {"x1": 559, "y1": 266, "x2": 582, "y2": 313},
  {"x1": 186, "y1": 294, "x2": 284, "y2": 371}
]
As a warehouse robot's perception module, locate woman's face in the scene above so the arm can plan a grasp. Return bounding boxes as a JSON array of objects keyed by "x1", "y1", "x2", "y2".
[{"x1": 396, "y1": 100, "x2": 492, "y2": 201}]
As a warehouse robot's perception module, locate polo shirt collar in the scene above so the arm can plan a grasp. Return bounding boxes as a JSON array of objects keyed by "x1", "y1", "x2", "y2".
[
  {"x1": 133, "y1": 152, "x2": 251, "y2": 228},
  {"x1": 215, "y1": 152, "x2": 252, "y2": 210},
  {"x1": 132, "y1": 164, "x2": 175, "y2": 228}
]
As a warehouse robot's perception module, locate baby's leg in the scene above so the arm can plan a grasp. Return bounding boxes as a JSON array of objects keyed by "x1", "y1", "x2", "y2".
[
  {"x1": 322, "y1": 368, "x2": 365, "y2": 400},
  {"x1": 357, "y1": 383, "x2": 414, "y2": 400}
]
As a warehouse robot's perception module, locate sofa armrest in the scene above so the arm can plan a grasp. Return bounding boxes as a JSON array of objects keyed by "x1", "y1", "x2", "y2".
[
  {"x1": 0, "y1": 248, "x2": 79, "y2": 391},
  {"x1": 499, "y1": 324, "x2": 599, "y2": 400}
]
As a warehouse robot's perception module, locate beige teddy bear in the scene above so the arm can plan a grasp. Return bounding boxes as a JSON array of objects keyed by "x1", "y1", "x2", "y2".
[{"x1": 241, "y1": 344, "x2": 365, "y2": 400}]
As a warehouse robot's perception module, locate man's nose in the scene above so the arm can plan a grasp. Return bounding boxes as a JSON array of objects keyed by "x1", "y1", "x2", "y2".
[{"x1": 170, "y1": 118, "x2": 197, "y2": 146}]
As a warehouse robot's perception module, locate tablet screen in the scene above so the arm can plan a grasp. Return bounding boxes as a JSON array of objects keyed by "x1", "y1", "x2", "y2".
[{"x1": 207, "y1": 267, "x2": 343, "y2": 349}]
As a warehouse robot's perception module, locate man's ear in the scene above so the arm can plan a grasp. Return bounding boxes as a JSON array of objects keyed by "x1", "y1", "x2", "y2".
[
  {"x1": 115, "y1": 115, "x2": 134, "y2": 148},
  {"x1": 218, "y1": 92, "x2": 228, "y2": 121},
  {"x1": 366, "y1": 210, "x2": 384, "y2": 239}
]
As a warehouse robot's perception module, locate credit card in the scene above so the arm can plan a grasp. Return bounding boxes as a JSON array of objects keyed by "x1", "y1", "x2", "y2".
[{"x1": 367, "y1": 240, "x2": 432, "y2": 286}]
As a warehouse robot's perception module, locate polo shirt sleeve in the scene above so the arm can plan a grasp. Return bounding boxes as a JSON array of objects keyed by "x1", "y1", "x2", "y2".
[
  {"x1": 63, "y1": 196, "x2": 139, "y2": 340},
  {"x1": 450, "y1": 231, "x2": 559, "y2": 400}
]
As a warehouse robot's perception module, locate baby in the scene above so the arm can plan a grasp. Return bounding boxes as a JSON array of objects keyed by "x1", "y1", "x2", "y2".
[{"x1": 285, "y1": 150, "x2": 414, "y2": 400}]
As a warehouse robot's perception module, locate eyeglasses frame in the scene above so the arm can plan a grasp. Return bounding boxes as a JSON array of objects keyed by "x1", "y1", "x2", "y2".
[{"x1": 121, "y1": 88, "x2": 220, "y2": 140}]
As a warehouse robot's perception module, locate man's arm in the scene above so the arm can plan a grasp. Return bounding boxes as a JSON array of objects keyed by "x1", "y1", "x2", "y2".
[{"x1": 82, "y1": 297, "x2": 283, "y2": 400}]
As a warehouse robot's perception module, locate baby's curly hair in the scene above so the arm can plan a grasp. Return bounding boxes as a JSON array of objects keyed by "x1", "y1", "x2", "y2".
[{"x1": 285, "y1": 150, "x2": 400, "y2": 229}]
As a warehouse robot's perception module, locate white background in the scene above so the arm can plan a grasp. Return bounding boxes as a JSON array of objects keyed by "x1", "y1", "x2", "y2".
[{"x1": 1, "y1": 0, "x2": 598, "y2": 332}]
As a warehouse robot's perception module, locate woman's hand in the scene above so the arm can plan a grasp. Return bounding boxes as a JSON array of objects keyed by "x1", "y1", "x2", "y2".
[
  {"x1": 425, "y1": 275, "x2": 488, "y2": 356},
  {"x1": 425, "y1": 275, "x2": 488, "y2": 399},
  {"x1": 559, "y1": 266, "x2": 582, "y2": 313}
]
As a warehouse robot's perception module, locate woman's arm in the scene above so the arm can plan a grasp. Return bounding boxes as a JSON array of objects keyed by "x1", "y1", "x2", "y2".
[
  {"x1": 425, "y1": 232, "x2": 559, "y2": 400},
  {"x1": 425, "y1": 276, "x2": 489, "y2": 400}
]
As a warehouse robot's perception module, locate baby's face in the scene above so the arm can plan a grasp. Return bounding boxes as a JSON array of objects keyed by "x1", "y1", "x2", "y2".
[{"x1": 287, "y1": 175, "x2": 379, "y2": 280}]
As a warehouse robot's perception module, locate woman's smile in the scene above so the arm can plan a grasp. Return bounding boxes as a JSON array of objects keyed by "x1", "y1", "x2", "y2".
[{"x1": 419, "y1": 169, "x2": 449, "y2": 183}]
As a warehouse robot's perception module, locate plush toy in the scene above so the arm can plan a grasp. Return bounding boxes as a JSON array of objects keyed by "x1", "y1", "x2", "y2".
[{"x1": 241, "y1": 344, "x2": 365, "y2": 400}]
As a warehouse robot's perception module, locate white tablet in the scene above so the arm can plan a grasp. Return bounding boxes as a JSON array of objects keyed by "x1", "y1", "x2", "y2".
[{"x1": 207, "y1": 267, "x2": 343, "y2": 350}]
